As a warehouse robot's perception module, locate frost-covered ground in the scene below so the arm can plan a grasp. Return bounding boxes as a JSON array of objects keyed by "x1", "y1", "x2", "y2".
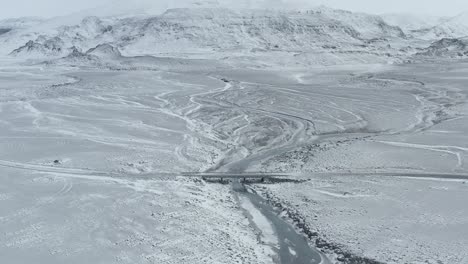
[
  {"x1": 0, "y1": 168, "x2": 275, "y2": 264},
  {"x1": 1, "y1": 55, "x2": 467, "y2": 263},
  {"x1": 0, "y1": 60, "x2": 283, "y2": 263},
  {"x1": 255, "y1": 62, "x2": 468, "y2": 263},
  {"x1": 255, "y1": 174, "x2": 468, "y2": 264}
]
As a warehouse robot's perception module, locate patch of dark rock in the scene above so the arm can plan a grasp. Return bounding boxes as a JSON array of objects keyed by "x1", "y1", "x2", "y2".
[
  {"x1": 322, "y1": 45, "x2": 337, "y2": 49},
  {"x1": 258, "y1": 177, "x2": 308, "y2": 184},
  {"x1": 0, "y1": 28, "x2": 11, "y2": 35}
]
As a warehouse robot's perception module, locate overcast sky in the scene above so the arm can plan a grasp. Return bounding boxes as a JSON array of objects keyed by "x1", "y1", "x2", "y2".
[{"x1": 0, "y1": 0, "x2": 467, "y2": 19}]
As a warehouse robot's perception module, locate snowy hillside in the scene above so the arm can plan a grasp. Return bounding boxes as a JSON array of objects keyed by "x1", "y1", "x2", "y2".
[
  {"x1": 411, "y1": 12, "x2": 468, "y2": 39},
  {"x1": 86, "y1": 43, "x2": 122, "y2": 58},
  {"x1": 49, "y1": 43, "x2": 226, "y2": 72},
  {"x1": 10, "y1": 38, "x2": 66, "y2": 57},
  {"x1": 382, "y1": 13, "x2": 448, "y2": 32},
  {"x1": 312, "y1": 7, "x2": 405, "y2": 39},
  {"x1": 1, "y1": 7, "x2": 412, "y2": 65},
  {"x1": 0, "y1": 17, "x2": 44, "y2": 30},
  {"x1": 4, "y1": 7, "x2": 468, "y2": 65},
  {"x1": 415, "y1": 37, "x2": 468, "y2": 58}
]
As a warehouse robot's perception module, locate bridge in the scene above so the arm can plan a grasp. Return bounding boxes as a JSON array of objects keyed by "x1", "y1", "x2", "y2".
[{"x1": 181, "y1": 172, "x2": 291, "y2": 183}]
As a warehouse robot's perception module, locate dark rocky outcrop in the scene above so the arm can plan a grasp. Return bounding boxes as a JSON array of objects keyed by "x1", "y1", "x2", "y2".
[{"x1": 416, "y1": 38, "x2": 468, "y2": 58}]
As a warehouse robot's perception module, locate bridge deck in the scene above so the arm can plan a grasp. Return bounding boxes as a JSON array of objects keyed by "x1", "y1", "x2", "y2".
[{"x1": 182, "y1": 172, "x2": 289, "y2": 179}]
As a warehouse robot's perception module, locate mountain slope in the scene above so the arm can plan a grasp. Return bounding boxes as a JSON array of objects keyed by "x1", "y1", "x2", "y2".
[
  {"x1": 0, "y1": 17, "x2": 44, "y2": 30},
  {"x1": 312, "y1": 7, "x2": 405, "y2": 39},
  {"x1": 382, "y1": 13, "x2": 448, "y2": 32},
  {"x1": 2, "y1": 7, "x2": 408, "y2": 65},
  {"x1": 415, "y1": 38, "x2": 468, "y2": 58},
  {"x1": 411, "y1": 12, "x2": 468, "y2": 39},
  {"x1": 10, "y1": 37, "x2": 66, "y2": 57}
]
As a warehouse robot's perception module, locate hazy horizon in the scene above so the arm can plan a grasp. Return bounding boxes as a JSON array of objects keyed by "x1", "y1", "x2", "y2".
[{"x1": 0, "y1": 0, "x2": 468, "y2": 20}]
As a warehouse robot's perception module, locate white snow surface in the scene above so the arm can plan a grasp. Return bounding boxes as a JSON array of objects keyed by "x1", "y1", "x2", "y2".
[{"x1": 255, "y1": 174, "x2": 468, "y2": 264}]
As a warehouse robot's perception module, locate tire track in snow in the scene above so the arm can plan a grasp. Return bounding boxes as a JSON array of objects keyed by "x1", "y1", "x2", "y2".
[{"x1": 375, "y1": 140, "x2": 467, "y2": 170}]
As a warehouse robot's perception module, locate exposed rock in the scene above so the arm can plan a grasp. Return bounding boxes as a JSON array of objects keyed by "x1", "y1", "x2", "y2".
[
  {"x1": 0, "y1": 28, "x2": 11, "y2": 35},
  {"x1": 411, "y1": 12, "x2": 468, "y2": 39},
  {"x1": 10, "y1": 37, "x2": 65, "y2": 57},
  {"x1": 86, "y1": 43, "x2": 122, "y2": 58},
  {"x1": 416, "y1": 38, "x2": 468, "y2": 58}
]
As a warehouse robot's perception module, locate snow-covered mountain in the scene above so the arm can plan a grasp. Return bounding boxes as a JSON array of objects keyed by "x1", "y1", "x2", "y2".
[
  {"x1": 53, "y1": 44, "x2": 124, "y2": 67},
  {"x1": 415, "y1": 38, "x2": 468, "y2": 58},
  {"x1": 0, "y1": 17, "x2": 45, "y2": 52},
  {"x1": 382, "y1": 13, "x2": 448, "y2": 33},
  {"x1": 312, "y1": 7, "x2": 405, "y2": 39},
  {"x1": 411, "y1": 12, "x2": 468, "y2": 39},
  {"x1": 1, "y1": 7, "x2": 410, "y2": 65},
  {"x1": 10, "y1": 37, "x2": 66, "y2": 57},
  {"x1": 0, "y1": 17, "x2": 44, "y2": 30},
  {"x1": 11, "y1": 6, "x2": 468, "y2": 65}
]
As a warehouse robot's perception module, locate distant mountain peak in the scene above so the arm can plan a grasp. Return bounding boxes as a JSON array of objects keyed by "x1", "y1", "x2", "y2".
[{"x1": 9, "y1": 37, "x2": 65, "y2": 57}]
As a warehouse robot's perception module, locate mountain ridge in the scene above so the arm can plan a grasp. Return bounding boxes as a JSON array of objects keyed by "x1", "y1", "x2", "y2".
[
  {"x1": 2, "y1": 7, "x2": 408, "y2": 63},
  {"x1": 3, "y1": 6, "x2": 468, "y2": 65}
]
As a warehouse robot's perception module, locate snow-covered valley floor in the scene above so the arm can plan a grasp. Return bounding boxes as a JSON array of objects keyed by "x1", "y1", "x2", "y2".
[{"x1": 1, "y1": 57, "x2": 468, "y2": 263}]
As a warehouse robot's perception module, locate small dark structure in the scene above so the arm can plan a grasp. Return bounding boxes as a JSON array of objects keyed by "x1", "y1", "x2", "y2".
[{"x1": 182, "y1": 172, "x2": 290, "y2": 183}]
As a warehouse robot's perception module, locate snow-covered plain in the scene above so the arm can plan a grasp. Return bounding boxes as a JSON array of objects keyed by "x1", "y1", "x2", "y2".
[{"x1": 1, "y1": 6, "x2": 468, "y2": 264}]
